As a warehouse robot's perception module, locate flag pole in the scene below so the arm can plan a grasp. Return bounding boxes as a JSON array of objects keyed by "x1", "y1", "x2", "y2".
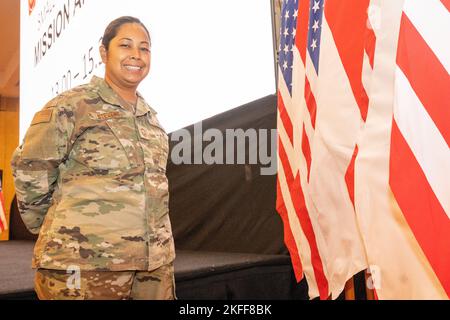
[
  {"x1": 365, "y1": 270, "x2": 375, "y2": 300},
  {"x1": 344, "y1": 277, "x2": 355, "y2": 300},
  {"x1": 271, "y1": 0, "x2": 281, "y2": 92}
]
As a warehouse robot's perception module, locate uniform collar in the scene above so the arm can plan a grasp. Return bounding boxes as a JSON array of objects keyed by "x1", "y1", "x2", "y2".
[
  {"x1": 90, "y1": 76, "x2": 157, "y2": 116},
  {"x1": 136, "y1": 91, "x2": 158, "y2": 117}
]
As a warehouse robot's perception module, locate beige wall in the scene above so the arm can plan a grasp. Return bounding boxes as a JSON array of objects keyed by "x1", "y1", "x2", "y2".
[{"x1": 0, "y1": 97, "x2": 19, "y2": 240}]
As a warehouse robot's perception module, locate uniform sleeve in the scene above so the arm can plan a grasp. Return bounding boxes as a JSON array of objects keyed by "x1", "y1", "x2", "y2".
[{"x1": 11, "y1": 101, "x2": 74, "y2": 234}]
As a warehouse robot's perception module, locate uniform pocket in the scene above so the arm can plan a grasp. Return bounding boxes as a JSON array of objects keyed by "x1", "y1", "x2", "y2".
[
  {"x1": 137, "y1": 121, "x2": 169, "y2": 172},
  {"x1": 70, "y1": 119, "x2": 135, "y2": 171},
  {"x1": 35, "y1": 269, "x2": 86, "y2": 300}
]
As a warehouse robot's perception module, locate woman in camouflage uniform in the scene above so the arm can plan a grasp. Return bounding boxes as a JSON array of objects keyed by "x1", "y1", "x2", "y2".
[{"x1": 11, "y1": 16, "x2": 176, "y2": 300}]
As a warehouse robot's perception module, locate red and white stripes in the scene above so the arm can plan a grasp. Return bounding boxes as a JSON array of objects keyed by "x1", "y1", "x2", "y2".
[
  {"x1": 276, "y1": 0, "x2": 449, "y2": 300},
  {"x1": 277, "y1": 0, "x2": 329, "y2": 299},
  {"x1": 0, "y1": 191, "x2": 7, "y2": 235},
  {"x1": 277, "y1": 0, "x2": 370, "y2": 299},
  {"x1": 390, "y1": 0, "x2": 450, "y2": 296}
]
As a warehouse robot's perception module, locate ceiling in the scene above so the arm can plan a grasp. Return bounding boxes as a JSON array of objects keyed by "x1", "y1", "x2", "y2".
[{"x1": 0, "y1": 0, "x2": 20, "y2": 98}]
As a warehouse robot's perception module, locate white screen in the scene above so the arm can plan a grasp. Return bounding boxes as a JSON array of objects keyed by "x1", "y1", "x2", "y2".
[{"x1": 20, "y1": 0, "x2": 276, "y2": 139}]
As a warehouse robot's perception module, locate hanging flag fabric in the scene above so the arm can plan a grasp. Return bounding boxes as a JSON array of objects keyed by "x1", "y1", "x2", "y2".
[
  {"x1": 0, "y1": 172, "x2": 8, "y2": 236},
  {"x1": 276, "y1": 0, "x2": 369, "y2": 299},
  {"x1": 277, "y1": 0, "x2": 449, "y2": 299},
  {"x1": 355, "y1": 0, "x2": 449, "y2": 299},
  {"x1": 390, "y1": 0, "x2": 450, "y2": 297}
]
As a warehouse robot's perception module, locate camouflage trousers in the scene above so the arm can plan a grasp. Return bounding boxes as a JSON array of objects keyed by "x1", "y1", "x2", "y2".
[{"x1": 34, "y1": 263, "x2": 175, "y2": 300}]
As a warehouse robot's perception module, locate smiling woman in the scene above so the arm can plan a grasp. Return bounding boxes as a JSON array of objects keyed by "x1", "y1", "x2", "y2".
[
  {"x1": 100, "y1": 17, "x2": 151, "y2": 105},
  {"x1": 11, "y1": 16, "x2": 176, "y2": 300}
]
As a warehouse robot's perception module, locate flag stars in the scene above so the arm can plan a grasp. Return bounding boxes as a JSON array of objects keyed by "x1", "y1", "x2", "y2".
[
  {"x1": 306, "y1": 0, "x2": 324, "y2": 74},
  {"x1": 285, "y1": 10, "x2": 290, "y2": 20},
  {"x1": 279, "y1": 0, "x2": 299, "y2": 95},
  {"x1": 312, "y1": 20, "x2": 320, "y2": 32},
  {"x1": 312, "y1": 1, "x2": 320, "y2": 13}
]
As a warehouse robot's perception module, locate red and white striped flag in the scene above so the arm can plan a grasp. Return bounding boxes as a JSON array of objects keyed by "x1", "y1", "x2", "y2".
[
  {"x1": 346, "y1": 0, "x2": 449, "y2": 299},
  {"x1": 276, "y1": 0, "x2": 369, "y2": 299},
  {"x1": 390, "y1": 0, "x2": 450, "y2": 297},
  {"x1": 0, "y1": 176, "x2": 8, "y2": 235},
  {"x1": 277, "y1": 0, "x2": 449, "y2": 299}
]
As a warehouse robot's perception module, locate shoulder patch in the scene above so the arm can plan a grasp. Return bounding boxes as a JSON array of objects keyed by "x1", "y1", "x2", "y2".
[{"x1": 31, "y1": 109, "x2": 53, "y2": 125}]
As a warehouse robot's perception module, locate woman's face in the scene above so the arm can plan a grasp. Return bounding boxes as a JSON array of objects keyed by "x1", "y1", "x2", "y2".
[{"x1": 101, "y1": 23, "x2": 151, "y2": 90}]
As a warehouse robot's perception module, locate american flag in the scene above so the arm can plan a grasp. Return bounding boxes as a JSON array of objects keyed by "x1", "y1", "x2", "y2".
[
  {"x1": 389, "y1": 0, "x2": 450, "y2": 298},
  {"x1": 277, "y1": 0, "x2": 450, "y2": 299},
  {"x1": 0, "y1": 172, "x2": 8, "y2": 235},
  {"x1": 276, "y1": 0, "x2": 369, "y2": 299},
  {"x1": 354, "y1": 0, "x2": 449, "y2": 299}
]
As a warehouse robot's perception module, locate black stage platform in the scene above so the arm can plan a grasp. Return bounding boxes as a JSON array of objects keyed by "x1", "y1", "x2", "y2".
[{"x1": 0, "y1": 241, "x2": 308, "y2": 300}]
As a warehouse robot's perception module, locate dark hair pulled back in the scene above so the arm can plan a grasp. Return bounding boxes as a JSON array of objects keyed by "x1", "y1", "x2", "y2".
[{"x1": 102, "y1": 16, "x2": 151, "y2": 50}]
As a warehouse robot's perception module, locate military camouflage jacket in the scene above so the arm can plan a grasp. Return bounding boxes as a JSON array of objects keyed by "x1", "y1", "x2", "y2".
[{"x1": 11, "y1": 76, "x2": 175, "y2": 272}]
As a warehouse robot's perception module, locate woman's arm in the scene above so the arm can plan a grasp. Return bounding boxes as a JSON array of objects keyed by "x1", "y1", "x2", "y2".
[{"x1": 11, "y1": 100, "x2": 74, "y2": 234}]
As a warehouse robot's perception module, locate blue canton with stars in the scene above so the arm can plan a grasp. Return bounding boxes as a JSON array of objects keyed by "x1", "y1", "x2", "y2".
[
  {"x1": 307, "y1": 0, "x2": 325, "y2": 74},
  {"x1": 279, "y1": 0, "x2": 299, "y2": 95}
]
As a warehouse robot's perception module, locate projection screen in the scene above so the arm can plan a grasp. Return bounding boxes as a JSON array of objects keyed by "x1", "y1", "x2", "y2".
[{"x1": 20, "y1": 0, "x2": 276, "y2": 139}]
